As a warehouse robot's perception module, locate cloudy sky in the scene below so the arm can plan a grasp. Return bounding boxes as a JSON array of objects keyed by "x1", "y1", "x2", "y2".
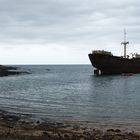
[{"x1": 0, "y1": 0, "x2": 140, "y2": 64}]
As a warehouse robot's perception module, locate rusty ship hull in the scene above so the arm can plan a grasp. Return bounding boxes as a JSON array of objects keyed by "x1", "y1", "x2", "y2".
[{"x1": 88, "y1": 53, "x2": 140, "y2": 75}]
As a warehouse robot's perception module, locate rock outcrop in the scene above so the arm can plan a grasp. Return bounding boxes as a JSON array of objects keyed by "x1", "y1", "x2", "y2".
[{"x1": 0, "y1": 65, "x2": 30, "y2": 76}]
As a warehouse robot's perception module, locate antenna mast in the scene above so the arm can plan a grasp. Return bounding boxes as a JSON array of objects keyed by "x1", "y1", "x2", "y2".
[{"x1": 121, "y1": 29, "x2": 129, "y2": 58}]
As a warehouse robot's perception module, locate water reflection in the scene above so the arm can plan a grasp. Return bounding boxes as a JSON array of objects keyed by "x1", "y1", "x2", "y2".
[
  {"x1": 88, "y1": 74, "x2": 140, "y2": 128},
  {"x1": 0, "y1": 65, "x2": 140, "y2": 129}
]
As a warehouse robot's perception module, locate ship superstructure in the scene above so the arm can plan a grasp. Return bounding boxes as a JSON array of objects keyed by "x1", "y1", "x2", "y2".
[{"x1": 88, "y1": 31, "x2": 140, "y2": 75}]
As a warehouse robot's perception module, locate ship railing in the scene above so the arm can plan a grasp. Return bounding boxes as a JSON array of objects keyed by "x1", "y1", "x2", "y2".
[{"x1": 130, "y1": 53, "x2": 140, "y2": 58}]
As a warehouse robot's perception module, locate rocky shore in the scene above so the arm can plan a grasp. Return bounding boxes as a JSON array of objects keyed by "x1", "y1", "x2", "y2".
[
  {"x1": 0, "y1": 110, "x2": 140, "y2": 140},
  {"x1": 0, "y1": 65, "x2": 140, "y2": 140},
  {"x1": 0, "y1": 65, "x2": 30, "y2": 76}
]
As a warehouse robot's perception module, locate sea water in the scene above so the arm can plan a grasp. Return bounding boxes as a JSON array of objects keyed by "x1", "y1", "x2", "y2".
[{"x1": 0, "y1": 65, "x2": 140, "y2": 129}]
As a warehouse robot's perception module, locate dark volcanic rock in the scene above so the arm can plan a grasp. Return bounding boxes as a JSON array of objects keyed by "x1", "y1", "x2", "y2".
[
  {"x1": 0, "y1": 65, "x2": 30, "y2": 76},
  {"x1": 0, "y1": 110, "x2": 140, "y2": 140}
]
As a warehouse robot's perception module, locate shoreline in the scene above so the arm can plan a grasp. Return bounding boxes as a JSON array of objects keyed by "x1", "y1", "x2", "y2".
[{"x1": 0, "y1": 110, "x2": 140, "y2": 140}]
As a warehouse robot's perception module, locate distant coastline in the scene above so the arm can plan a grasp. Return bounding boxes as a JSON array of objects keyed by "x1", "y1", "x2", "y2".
[{"x1": 0, "y1": 65, "x2": 30, "y2": 76}]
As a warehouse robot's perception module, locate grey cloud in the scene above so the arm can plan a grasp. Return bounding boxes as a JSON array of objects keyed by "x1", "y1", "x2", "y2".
[{"x1": 0, "y1": 0, "x2": 140, "y2": 46}]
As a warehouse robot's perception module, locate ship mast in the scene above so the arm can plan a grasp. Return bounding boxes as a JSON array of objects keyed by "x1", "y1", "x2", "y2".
[{"x1": 121, "y1": 29, "x2": 129, "y2": 58}]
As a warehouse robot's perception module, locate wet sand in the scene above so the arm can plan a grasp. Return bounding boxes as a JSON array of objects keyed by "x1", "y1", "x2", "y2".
[{"x1": 0, "y1": 110, "x2": 140, "y2": 140}]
